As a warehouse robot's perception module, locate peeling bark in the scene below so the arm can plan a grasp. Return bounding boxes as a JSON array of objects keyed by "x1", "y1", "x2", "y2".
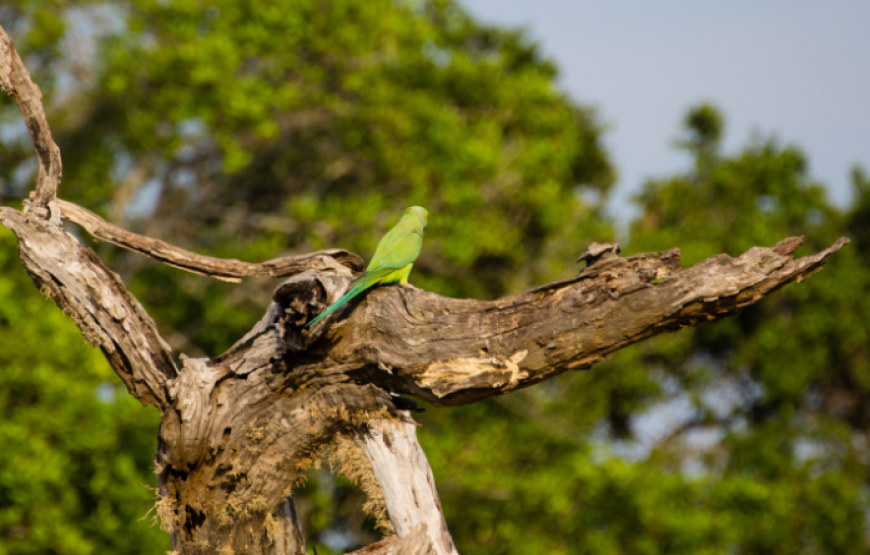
[{"x1": 0, "y1": 23, "x2": 851, "y2": 555}]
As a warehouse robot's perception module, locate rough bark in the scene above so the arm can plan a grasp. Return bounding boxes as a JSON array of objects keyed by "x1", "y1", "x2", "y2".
[
  {"x1": 0, "y1": 206, "x2": 177, "y2": 408},
  {"x1": 154, "y1": 354, "x2": 399, "y2": 554},
  {"x1": 289, "y1": 236, "x2": 847, "y2": 407},
  {"x1": 0, "y1": 23, "x2": 851, "y2": 555}
]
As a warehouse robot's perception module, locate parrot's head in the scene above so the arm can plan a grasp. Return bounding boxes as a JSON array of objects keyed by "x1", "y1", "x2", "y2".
[{"x1": 407, "y1": 206, "x2": 429, "y2": 229}]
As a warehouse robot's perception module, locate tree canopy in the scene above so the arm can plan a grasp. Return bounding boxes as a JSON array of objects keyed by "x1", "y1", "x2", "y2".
[{"x1": 1, "y1": 2, "x2": 867, "y2": 554}]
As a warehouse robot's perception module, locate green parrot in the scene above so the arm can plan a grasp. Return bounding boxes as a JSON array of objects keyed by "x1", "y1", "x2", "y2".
[{"x1": 306, "y1": 206, "x2": 429, "y2": 327}]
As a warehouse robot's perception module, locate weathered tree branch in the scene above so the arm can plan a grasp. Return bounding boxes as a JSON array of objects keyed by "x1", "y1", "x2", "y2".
[
  {"x1": 57, "y1": 199, "x2": 365, "y2": 282},
  {"x1": 0, "y1": 27, "x2": 62, "y2": 216},
  {"x1": 286, "y1": 236, "x2": 848, "y2": 407},
  {"x1": 0, "y1": 206, "x2": 178, "y2": 408}
]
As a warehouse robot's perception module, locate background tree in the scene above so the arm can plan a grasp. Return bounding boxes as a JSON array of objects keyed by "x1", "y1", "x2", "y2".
[
  {"x1": 0, "y1": 228, "x2": 166, "y2": 555},
  {"x1": 415, "y1": 105, "x2": 868, "y2": 555},
  {"x1": 2, "y1": 1, "x2": 613, "y2": 551},
  {"x1": 0, "y1": 2, "x2": 866, "y2": 555}
]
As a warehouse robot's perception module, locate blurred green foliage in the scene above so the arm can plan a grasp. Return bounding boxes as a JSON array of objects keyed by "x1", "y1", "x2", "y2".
[
  {"x1": 1, "y1": 2, "x2": 868, "y2": 554},
  {"x1": 0, "y1": 228, "x2": 168, "y2": 554},
  {"x1": 418, "y1": 104, "x2": 870, "y2": 555}
]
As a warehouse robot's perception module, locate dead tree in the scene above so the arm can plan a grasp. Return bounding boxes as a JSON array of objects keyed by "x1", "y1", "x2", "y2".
[{"x1": 0, "y1": 28, "x2": 849, "y2": 555}]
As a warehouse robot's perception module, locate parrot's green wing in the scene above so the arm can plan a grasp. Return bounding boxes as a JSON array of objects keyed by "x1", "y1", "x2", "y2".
[
  {"x1": 305, "y1": 207, "x2": 427, "y2": 328},
  {"x1": 366, "y1": 213, "x2": 424, "y2": 272}
]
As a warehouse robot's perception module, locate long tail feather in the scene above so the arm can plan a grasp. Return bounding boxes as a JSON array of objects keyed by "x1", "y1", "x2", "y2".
[
  {"x1": 305, "y1": 265, "x2": 410, "y2": 328},
  {"x1": 305, "y1": 282, "x2": 369, "y2": 328}
]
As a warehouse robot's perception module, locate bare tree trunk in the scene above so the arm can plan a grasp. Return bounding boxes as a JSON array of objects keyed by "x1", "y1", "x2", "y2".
[
  {"x1": 360, "y1": 417, "x2": 458, "y2": 555},
  {"x1": 0, "y1": 25, "x2": 850, "y2": 555}
]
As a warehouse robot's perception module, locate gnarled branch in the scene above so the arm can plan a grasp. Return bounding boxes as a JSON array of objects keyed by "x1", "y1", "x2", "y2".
[{"x1": 282, "y1": 236, "x2": 848, "y2": 406}]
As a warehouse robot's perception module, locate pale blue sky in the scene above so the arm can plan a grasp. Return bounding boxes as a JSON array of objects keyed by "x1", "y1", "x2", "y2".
[{"x1": 460, "y1": 1, "x2": 870, "y2": 221}]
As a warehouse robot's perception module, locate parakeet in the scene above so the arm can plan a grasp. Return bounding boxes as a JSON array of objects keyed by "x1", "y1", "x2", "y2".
[{"x1": 306, "y1": 206, "x2": 428, "y2": 328}]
